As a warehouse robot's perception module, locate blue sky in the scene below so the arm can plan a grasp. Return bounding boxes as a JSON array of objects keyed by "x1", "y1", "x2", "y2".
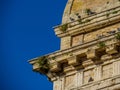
[{"x1": 0, "y1": 0, "x2": 67, "y2": 90}]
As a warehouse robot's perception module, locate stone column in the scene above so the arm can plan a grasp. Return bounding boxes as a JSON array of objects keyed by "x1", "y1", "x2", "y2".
[
  {"x1": 61, "y1": 77, "x2": 65, "y2": 90},
  {"x1": 53, "y1": 77, "x2": 65, "y2": 90},
  {"x1": 74, "y1": 73, "x2": 78, "y2": 89},
  {"x1": 95, "y1": 65, "x2": 102, "y2": 81},
  {"x1": 113, "y1": 59, "x2": 120, "y2": 76},
  {"x1": 77, "y1": 71, "x2": 83, "y2": 87},
  {"x1": 53, "y1": 79, "x2": 61, "y2": 90}
]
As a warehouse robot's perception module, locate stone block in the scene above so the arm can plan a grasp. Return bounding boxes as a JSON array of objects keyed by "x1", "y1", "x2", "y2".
[
  {"x1": 106, "y1": 44, "x2": 118, "y2": 54},
  {"x1": 82, "y1": 59, "x2": 94, "y2": 67},
  {"x1": 33, "y1": 63, "x2": 39, "y2": 70},
  {"x1": 68, "y1": 56, "x2": 79, "y2": 66},
  {"x1": 61, "y1": 36, "x2": 71, "y2": 50},
  {"x1": 50, "y1": 62, "x2": 61, "y2": 72},
  {"x1": 86, "y1": 49, "x2": 98, "y2": 60},
  {"x1": 63, "y1": 66, "x2": 75, "y2": 73},
  {"x1": 101, "y1": 54, "x2": 112, "y2": 61},
  {"x1": 72, "y1": 34, "x2": 83, "y2": 46}
]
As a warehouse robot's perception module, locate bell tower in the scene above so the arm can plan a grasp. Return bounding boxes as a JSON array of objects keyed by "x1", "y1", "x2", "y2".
[{"x1": 29, "y1": 0, "x2": 120, "y2": 90}]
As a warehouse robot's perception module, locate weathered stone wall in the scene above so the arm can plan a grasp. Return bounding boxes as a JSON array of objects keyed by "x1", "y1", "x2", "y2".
[
  {"x1": 53, "y1": 59, "x2": 120, "y2": 90},
  {"x1": 60, "y1": 23, "x2": 120, "y2": 49},
  {"x1": 61, "y1": 36, "x2": 71, "y2": 50},
  {"x1": 71, "y1": 0, "x2": 120, "y2": 15},
  {"x1": 84, "y1": 23, "x2": 120, "y2": 43},
  {"x1": 52, "y1": 0, "x2": 120, "y2": 90},
  {"x1": 72, "y1": 34, "x2": 83, "y2": 47},
  {"x1": 62, "y1": 0, "x2": 120, "y2": 24}
]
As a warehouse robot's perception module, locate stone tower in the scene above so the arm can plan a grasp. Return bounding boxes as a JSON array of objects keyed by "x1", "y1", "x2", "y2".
[{"x1": 29, "y1": 0, "x2": 120, "y2": 90}]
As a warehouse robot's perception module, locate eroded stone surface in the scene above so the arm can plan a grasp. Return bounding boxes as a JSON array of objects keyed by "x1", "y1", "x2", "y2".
[
  {"x1": 62, "y1": 0, "x2": 120, "y2": 24},
  {"x1": 29, "y1": 0, "x2": 120, "y2": 90}
]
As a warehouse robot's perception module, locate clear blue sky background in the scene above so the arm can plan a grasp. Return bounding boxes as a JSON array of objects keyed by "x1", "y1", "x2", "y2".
[{"x1": 0, "y1": 0, "x2": 67, "y2": 90}]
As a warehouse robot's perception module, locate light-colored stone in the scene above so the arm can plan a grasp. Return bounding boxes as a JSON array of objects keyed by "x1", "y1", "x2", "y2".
[
  {"x1": 50, "y1": 62, "x2": 61, "y2": 72},
  {"x1": 106, "y1": 44, "x2": 118, "y2": 54},
  {"x1": 61, "y1": 36, "x2": 71, "y2": 50},
  {"x1": 72, "y1": 34, "x2": 83, "y2": 46},
  {"x1": 86, "y1": 49, "x2": 98, "y2": 59},
  {"x1": 68, "y1": 56, "x2": 79, "y2": 65}
]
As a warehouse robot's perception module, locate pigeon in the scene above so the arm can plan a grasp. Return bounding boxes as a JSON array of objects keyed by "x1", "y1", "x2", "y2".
[
  {"x1": 117, "y1": 28, "x2": 120, "y2": 32},
  {"x1": 97, "y1": 34, "x2": 105, "y2": 39},
  {"x1": 107, "y1": 30, "x2": 116, "y2": 34},
  {"x1": 69, "y1": 17, "x2": 74, "y2": 21}
]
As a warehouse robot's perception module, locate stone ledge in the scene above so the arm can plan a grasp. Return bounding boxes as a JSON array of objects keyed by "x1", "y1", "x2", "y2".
[
  {"x1": 29, "y1": 33, "x2": 120, "y2": 72},
  {"x1": 54, "y1": 6, "x2": 120, "y2": 37},
  {"x1": 48, "y1": 33, "x2": 118, "y2": 60},
  {"x1": 49, "y1": 34, "x2": 119, "y2": 63}
]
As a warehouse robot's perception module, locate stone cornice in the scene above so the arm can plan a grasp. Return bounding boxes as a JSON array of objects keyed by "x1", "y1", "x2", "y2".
[
  {"x1": 29, "y1": 32, "x2": 120, "y2": 75},
  {"x1": 29, "y1": 32, "x2": 120, "y2": 64},
  {"x1": 49, "y1": 33, "x2": 119, "y2": 59},
  {"x1": 54, "y1": 6, "x2": 120, "y2": 37},
  {"x1": 29, "y1": 6, "x2": 120, "y2": 64},
  {"x1": 29, "y1": 5, "x2": 120, "y2": 79}
]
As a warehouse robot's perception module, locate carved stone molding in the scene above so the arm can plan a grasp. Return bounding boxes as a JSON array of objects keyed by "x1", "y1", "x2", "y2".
[
  {"x1": 101, "y1": 54, "x2": 112, "y2": 61},
  {"x1": 63, "y1": 66, "x2": 75, "y2": 73},
  {"x1": 82, "y1": 59, "x2": 94, "y2": 67},
  {"x1": 50, "y1": 62, "x2": 61, "y2": 72},
  {"x1": 106, "y1": 44, "x2": 118, "y2": 54},
  {"x1": 86, "y1": 48, "x2": 99, "y2": 60},
  {"x1": 33, "y1": 63, "x2": 39, "y2": 71},
  {"x1": 68, "y1": 56, "x2": 79, "y2": 66}
]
